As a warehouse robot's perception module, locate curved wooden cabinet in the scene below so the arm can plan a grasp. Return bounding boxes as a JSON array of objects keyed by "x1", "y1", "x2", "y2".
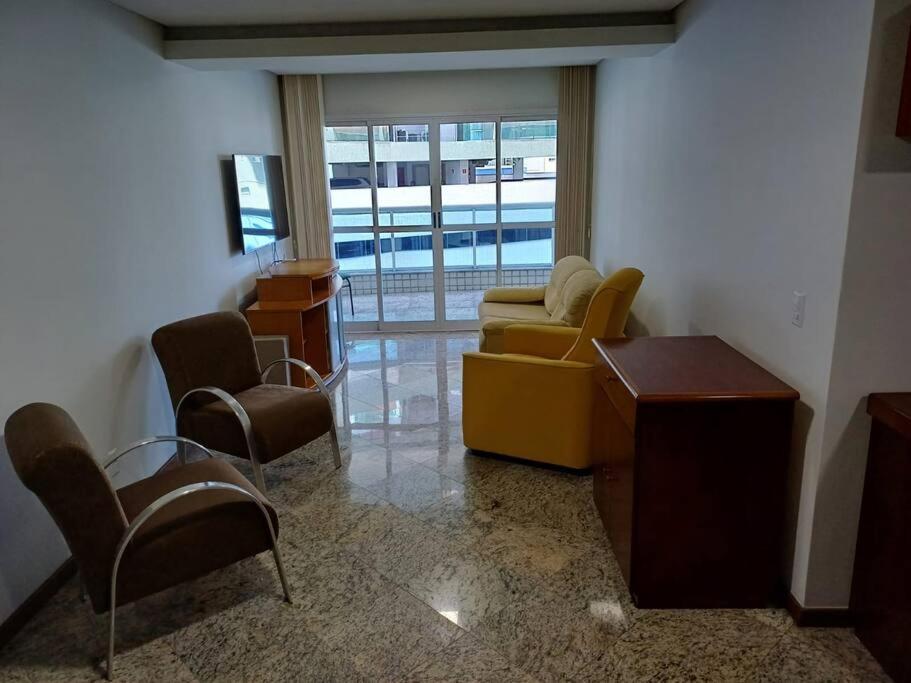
[{"x1": 245, "y1": 259, "x2": 347, "y2": 388}]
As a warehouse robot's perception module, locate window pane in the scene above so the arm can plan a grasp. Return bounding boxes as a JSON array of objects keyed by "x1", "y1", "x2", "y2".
[
  {"x1": 379, "y1": 231, "x2": 435, "y2": 322},
  {"x1": 333, "y1": 231, "x2": 378, "y2": 322},
  {"x1": 501, "y1": 120, "x2": 556, "y2": 224},
  {"x1": 440, "y1": 122, "x2": 496, "y2": 226},
  {"x1": 374, "y1": 124, "x2": 431, "y2": 227},
  {"x1": 325, "y1": 126, "x2": 372, "y2": 228},
  {"x1": 501, "y1": 227, "x2": 553, "y2": 293},
  {"x1": 443, "y1": 229, "x2": 496, "y2": 321},
  {"x1": 501, "y1": 227, "x2": 554, "y2": 267}
]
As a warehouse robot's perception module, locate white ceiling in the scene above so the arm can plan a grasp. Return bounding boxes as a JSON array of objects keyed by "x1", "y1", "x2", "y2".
[{"x1": 110, "y1": 0, "x2": 680, "y2": 27}]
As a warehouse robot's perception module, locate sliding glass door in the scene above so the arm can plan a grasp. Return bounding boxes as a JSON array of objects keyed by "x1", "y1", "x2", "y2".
[{"x1": 326, "y1": 116, "x2": 556, "y2": 331}]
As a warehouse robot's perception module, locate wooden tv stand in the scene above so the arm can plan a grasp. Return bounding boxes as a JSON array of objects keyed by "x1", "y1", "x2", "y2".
[{"x1": 244, "y1": 258, "x2": 347, "y2": 389}]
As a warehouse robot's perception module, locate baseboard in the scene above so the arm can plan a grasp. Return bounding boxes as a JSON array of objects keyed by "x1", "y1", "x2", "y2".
[
  {"x1": 0, "y1": 558, "x2": 76, "y2": 651},
  {"x1": 786, "y1": 592, "x2": 853, "y2": 627}
]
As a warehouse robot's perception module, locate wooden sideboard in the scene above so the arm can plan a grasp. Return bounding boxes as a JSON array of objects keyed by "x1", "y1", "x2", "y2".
[
  {"x1": 592, "y1": 336, "x2": 799, "y2": 608},
  {"x1": 898, "y1": 25, "x2": 911, "y2": 139},
  {"x1": 245, "y1": 259, "x2": 347, "y2": 388},
  {"x1": 850, "y1": 393, "x2": 911, "y2": 682}
]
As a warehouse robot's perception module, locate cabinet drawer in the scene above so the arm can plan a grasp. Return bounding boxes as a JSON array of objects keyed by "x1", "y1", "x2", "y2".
[{"x1": 596, "y1": 366, "x2": 637, "y2": 432}]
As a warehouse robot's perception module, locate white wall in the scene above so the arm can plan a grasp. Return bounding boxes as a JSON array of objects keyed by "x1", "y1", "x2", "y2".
[
  {"x1": 809, "y1": 0, "x2": 911, "y2": 606},
  {"x1": 322, "y1": 68, "x2": 559, "y2": 121},
  {"x1": 0, "y1": 0, "x2": 287, "y2": 622},
  {"x1": 590, "y1": 0, "x2": 875, "y2": 606}
]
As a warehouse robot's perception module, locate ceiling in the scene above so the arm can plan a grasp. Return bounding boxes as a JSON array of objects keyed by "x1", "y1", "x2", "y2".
[{"x1": 110, "y1": 0, "x2": 680, "y2": 27}]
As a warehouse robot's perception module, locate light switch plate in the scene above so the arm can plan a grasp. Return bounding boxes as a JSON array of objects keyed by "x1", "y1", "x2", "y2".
[{"x1": 792, "y1": 291, "x2": 806, "y2": 327}]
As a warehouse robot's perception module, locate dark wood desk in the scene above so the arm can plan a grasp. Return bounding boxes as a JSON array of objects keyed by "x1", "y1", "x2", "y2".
[
  {"x1": 592, "y1": 336, "x2": 799, "y2": 608},
  {"x1": 851, "y1": 393, "x2": 911, "y2": 682}
]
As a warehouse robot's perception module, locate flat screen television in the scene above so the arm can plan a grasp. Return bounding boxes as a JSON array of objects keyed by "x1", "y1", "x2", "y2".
[{"x1": 231, "y1": 154, "x2": 290, "y2": 254}]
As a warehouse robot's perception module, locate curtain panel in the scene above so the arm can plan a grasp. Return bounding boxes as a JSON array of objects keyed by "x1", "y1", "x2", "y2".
[
  {"x1": 554, "y1": 65, "x2": 596, "y2": 260},
  {"x1": 279, "y1": 75, "x2": 333, "y2": 259}
]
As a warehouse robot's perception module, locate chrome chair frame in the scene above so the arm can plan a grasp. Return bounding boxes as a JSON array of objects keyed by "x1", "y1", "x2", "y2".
[
  {"x1": 340, "y1": 274, "x2": 354, "y2": 316},
  {"x1": 173, "y1": 358, "x2": 341, "y2": 493},
  {"x1": 102, "y1": 437, "x2": 292, "y2": 681},
  {"x1": 259, "y1": 357, "x2": 342, "y2": 470},
  {"x1": 175, "y1": 386, "x2": 263, "y2": 490}
]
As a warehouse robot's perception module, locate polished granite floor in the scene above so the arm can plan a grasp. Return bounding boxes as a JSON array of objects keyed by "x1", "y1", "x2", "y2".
[{"x1": 0, "y1": 333, "x2": 891, "y2": 682}]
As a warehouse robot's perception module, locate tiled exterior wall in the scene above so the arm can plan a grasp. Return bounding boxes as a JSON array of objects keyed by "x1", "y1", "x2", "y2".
[{"x1": 344, "y1": 268, "x2": 552, "y2": 295}]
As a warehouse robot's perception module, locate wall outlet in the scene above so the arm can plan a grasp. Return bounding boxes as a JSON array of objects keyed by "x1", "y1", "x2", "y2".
[{"x1": 792, "y1": 291, "x2": 806, "y2": 327}]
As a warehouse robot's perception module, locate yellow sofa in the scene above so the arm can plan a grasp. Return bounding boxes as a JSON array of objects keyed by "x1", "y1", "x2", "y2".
[
  {"x1": 462, "y1": 267, "x2": 644, "y2": 470},
  {"x1": 478, "y1": 256, "x2": 602, "y2": 353}
]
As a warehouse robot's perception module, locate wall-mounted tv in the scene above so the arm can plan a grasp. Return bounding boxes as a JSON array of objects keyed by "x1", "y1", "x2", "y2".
[{"x1": 232, "y1": 154, "x2": 290, "y2": 254}]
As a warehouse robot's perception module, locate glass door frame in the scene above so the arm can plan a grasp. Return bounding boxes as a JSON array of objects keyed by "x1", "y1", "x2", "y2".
[{"x1": 329, "y1": 112, "x2": 557, "y2": 333}]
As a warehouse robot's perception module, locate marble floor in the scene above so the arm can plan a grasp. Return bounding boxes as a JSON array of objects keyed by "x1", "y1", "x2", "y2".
[{"x1": 0, "y1": 333, "x2": 890, "y2": 682}]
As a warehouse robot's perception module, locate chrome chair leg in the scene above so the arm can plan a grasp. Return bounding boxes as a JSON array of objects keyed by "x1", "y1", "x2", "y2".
[
  {"x1": 176, "y1": 387, "x2": 266, "y2": 492},
  {"x1": 176, "y1": 439, "x2": 187, "y2": 465},
  {"x1": 106, "y1": 606, "x2": 117, "y2": 680},
  {"x1": 259, "y1": 359, "x2": 342, "y2": 471},
  {"x1": 271, "y1": 542, "x2": 293, "y2": 604},
  {"x1": 250, "y1": 458, "x2": 267, "y2": 493},
  {"x1": 343, "y1": 275, "x2": 354, "y2": 315},
  {"x1": 106, "y1": 481, "x2": 292, "y2": 679},
  {"x1": 329, "y1": 423, "x2": 342, "y2": 469}
]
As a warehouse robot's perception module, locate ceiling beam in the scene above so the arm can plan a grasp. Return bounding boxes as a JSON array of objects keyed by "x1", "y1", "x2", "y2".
[
  {"x1": 163, "y1": 12, "x2": 676, "y2": 69},
  {"x1": 164, "y1": 12, "x2": 674, "y2": 41}
]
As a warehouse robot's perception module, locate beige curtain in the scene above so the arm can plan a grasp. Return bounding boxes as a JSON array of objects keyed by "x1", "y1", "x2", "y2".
[
  {"x1": 554, "y1": 65, "x2": 596, "y2": 260},
  {"x1": 280, "y1": 75, "x2": 332, "y2": 259}
]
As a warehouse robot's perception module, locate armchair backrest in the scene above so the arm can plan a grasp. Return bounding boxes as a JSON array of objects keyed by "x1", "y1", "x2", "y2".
[
  {"x1": 4, "y1": 403, "x2": 127, "y2": 610},
  {"x1": 564, "y1": 267, "x2": 645, "y2": 364},
  {"x1": 544, "y1": 255, "x2": 599, "y2": 315},
  {"x1": 152, "y1": 311, "x2": 262, "y2": 409}
]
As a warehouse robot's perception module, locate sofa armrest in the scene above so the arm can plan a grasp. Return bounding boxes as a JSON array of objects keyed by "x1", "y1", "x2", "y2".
[
  {"x1": 502, "y1": 325, "x2": 581, "y2": 359},
  {"x1": 483, "y1": 286, "x2": 546, "y2": 304}
]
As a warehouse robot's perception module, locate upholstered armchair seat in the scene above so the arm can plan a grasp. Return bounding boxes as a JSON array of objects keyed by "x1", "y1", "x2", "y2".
[
  {"x1": 3, "y1": 402, "x2": 291, "y2": 680},
  {"x1": 113, "y1": 458, "x2": 277, "y2": 609},
  {"x1": 152, "y1": 311, "x2": 341, "y2": 491},
  {"x1": 184, "y1": 384, "x2": 333, "y2": 465}
]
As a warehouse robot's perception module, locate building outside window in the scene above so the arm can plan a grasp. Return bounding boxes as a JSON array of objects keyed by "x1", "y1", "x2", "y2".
[{"x1": 325, "y1": 117, "x2": 556, "y2": 328}]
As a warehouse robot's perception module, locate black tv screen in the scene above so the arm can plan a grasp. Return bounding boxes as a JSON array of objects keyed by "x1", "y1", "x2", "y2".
[{"x1": 232, "y1": 154, "x2": 290, "y2": 254}]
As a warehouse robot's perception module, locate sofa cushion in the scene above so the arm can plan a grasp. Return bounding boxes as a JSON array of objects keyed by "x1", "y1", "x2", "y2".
[
  {"x1": 550, "y1": 270, "x2": 604, "y2": 326},
  {"x1": 544, "y1": 256, "x2": 599, "y2": 314},
  {"x1": 478, "y1": 301, "x2": 551, "y2": 322}
]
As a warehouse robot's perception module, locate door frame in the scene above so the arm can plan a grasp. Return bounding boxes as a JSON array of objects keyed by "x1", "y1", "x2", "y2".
[{"x1": 328, "y1": 112, "x2": 556, "y2": 333}]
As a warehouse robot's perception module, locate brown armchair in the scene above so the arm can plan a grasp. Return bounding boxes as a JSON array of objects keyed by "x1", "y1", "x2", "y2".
[
  {"x1": 151, "y1": 311, "x2": 341, "y2": 492},
  {"x1": 3, "y1": 403, "x2": 291, "y2": 680}
]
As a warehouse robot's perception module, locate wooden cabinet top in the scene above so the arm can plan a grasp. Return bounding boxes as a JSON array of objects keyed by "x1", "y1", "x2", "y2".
[
  {"x1": 593, "y1": 336, "x2": 799, "y2": 403},
  {"x1": 868, "y1": 393, "x2": 911, "y2": 441},
  {"x1": 268, "y1": 259, "x2": 338, "y2": 279}
]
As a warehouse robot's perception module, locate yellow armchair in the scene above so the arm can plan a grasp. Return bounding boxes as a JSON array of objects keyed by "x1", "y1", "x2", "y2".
[{"x1": 462, "y1": 267, "x2": 644, "y2": 470}]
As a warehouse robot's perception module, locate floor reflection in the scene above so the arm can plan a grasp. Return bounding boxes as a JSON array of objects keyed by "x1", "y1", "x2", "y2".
[{"x1": 334, "y1": 333, "x2": 475, "y2": 453}]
